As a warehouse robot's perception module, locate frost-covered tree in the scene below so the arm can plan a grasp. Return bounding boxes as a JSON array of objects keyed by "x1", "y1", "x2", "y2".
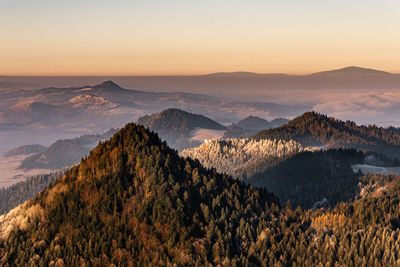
[{"x1": 181, "y1": 138, "x2": 316, "y2": 180}]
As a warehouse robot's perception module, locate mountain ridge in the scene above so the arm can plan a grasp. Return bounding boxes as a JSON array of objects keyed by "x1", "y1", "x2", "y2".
[
  {"x1": 253, "y1": 111, "x2": 400, "y2": 159},
  {"x1": 203, "y1": 66, "x2": 396, "y2": 77},
  {"x1": 309, "y1": 66, "x2": 392, "y2": 76}
]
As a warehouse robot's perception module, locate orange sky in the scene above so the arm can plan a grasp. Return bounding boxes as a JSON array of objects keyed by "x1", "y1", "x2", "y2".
[{"x1": 1, "y1": 0, "x2": 399, "y2": 75}]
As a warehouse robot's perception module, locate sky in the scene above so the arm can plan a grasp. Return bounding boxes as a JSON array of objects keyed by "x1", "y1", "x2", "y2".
[{"x1": 0, "y1": 0, "x2": 399, "y2": 75}]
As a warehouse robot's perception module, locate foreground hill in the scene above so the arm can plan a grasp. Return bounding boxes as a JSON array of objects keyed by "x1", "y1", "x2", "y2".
[
  {"x1": 137, "y1": 108, "x2": 227, "y2": 150},
  {"x1": 0, "y1": 123, "x2": 277, "y2": 265},
  {"x1": 3, "y1": 123, "x2": 400, "y2": 265},
  {"x1": 254, "y1": 111, "x2": 400, "y2": 159}
]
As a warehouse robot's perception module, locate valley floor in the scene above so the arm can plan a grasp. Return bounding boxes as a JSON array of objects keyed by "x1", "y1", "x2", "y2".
[{"x1": 0, "y1": 154, "x2": 51, "y2": 189}]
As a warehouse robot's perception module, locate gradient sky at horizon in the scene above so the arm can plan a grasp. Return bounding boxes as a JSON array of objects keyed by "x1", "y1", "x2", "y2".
[{"x1": 1, "y1": 0, "x2": 399, "y2": 75}]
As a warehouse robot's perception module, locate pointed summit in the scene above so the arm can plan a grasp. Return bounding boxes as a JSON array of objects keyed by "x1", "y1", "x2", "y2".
[
  {"x1": 93, "y1": 80, "x2": 122, "y2": 89},
  {"x1": 0, "y1": 122, "x2": 277, "y2": 265}
]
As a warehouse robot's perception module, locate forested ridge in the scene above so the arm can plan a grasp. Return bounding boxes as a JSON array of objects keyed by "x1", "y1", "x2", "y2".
[
  {"x1": 250, "y1": 149, "x2": 364, "y2": 208},
  {"x1": 253, "y1": 111, "x2": 400, "y2": 159},
  {"x1": 0, "y1": 171, "x2": 65, "y2": 214},
  {"x1": 181, "y1": 138, "x2": 306, "y2": 180},
  {"x1": 2, "y1": 123, "x2": 400, "y2": 266},
  {"x1": 0, "y1": 124, "x2": 277, "y2": 266},
  {"x1": 181, "y1": 137, "x2": 400, "y2": 209}
]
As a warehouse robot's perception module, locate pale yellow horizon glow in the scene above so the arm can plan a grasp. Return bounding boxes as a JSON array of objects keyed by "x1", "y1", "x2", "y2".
[{"x1": 1, "y1": 0, "x2": 399, "y2": 76}]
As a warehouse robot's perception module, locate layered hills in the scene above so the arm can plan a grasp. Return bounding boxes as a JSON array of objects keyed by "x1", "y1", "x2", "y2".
[
  {"x1": 2, "y1": 122, "x2": 400, "y2": 265},
  {"x1": 0, "y1": 123, "x2": 277, "y2": 265},
  {"x1": 0, "y1": 80, "x2": 306, "y2": 155},
  {"x1": 183, "y1": 112, "x2": 400, "y2": 208},
  {"x1": 4, "y1": 66, "x2": 398, "y2": 98},
  {"x1": 3, "y1": 144, "x2": 47, "y2": 158},
  {"x1": 19, "y1": 129, "x2": 117, "y2": 170}
]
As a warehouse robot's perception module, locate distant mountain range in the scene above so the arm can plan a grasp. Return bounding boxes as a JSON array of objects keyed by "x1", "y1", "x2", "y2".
[
  {"x1": 309, "y1": 66, "x2": 392, "y2": 76},
  {"x1": 2, "y1": 66, "x2": 398, "y2": 154},
  {"x1": 2, "y1": 66, "x2": 398, "y2": 93},
  {"x1": 0, "y1": 80, "x2": 307, "y2": 154}
]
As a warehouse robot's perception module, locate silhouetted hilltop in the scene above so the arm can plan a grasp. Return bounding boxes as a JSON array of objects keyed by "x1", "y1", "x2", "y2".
[
  {"x1": 137, "y1": 108, "x2": 227, "y2": 150},
  {"x1": 237, "y1": 116, "x2": 271, "y2": 131},
  {"x1": 93, "y1": 80, "x2": 123, "y2": 89}
]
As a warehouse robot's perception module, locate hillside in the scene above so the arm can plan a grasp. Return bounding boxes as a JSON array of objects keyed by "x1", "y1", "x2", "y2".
[
  {"x1": 182, "y1": 136, "x2": 400, "y2": 208},
  {"x1": 19, "y1": 129, "x2": 117, "y2": 170},
  {"x1": 270, "y1": 117, "x2": 289, "y2": 128},
  {"x1": 0, "y1": 171, "x2": 64, "y2": 214},
  {"x1": 137, "y1": 108, "x2": 227, "y2": 150},
  {"x1": 250, "y1": 149, "x2": 364, "y2": 208},
  {"x1": 3, "y1": 144, "x2": 47, "y2": 158},
  {"x1": 254, "y1": 111, "x2": 400, "y2": 159},
  {"x1": 3, "y1": 123, "x2": 400, "y2": 265},
  {"x1": 181, "y1": 138, "x2": 306, "y2": 179},
  {"x1": 0, "y1": 123, "x2": 277, "y2": 265}
]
